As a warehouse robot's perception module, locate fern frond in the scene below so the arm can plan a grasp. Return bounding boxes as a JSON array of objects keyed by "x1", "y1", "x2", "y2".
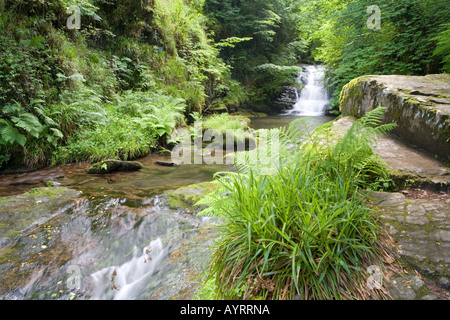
[{"x1": 0, "y1": 119, "x2": 27, "y2": 146}]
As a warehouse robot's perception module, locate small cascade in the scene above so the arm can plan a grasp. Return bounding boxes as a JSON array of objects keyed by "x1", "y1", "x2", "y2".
[
  {"x1": 90, "y1": 238, "x2": 166, "y2": 300},
  {"x1": 288, "y1": 65, "x2": 329, "y2": 116}
]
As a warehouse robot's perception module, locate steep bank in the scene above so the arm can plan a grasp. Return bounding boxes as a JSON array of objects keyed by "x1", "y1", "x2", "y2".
[{"x1": 0, "y1": 0, "x2": 244, "y2": 172}]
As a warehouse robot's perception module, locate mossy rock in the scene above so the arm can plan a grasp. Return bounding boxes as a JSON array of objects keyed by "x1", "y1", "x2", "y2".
[
  {"x1": 209, "y1": 103, "x2": 228, "y2": 113},
  {"x1": 339, "y1": 74, "x2": 450, "y2": 159},
  {"x1": 0, "y1": 187, "x2": 81, "y2": 245},
  {"x1": 86, "y1": 160, "x2": 143, "y2": 174},
  {"x1": 158, "y1": 148, "x2": 173, "y2": 156},
  {"x1": 231, "y1": 110, "x2": 268, "y2": 118},
  {"x1": 166, "y1": 182, "x2": 220, "y2": 212}
]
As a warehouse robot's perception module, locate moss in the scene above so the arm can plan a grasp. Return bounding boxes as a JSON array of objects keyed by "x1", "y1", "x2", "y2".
[
  {"x1": 0, "y1": 246, "x2": 20, "y2": 265},
  {"x1": 44, "y1": 180, "x2": 54, "y2": 187},
  {"x1": 158, "y1": 148, "x2": 172, "y2": 156},
  {"x1": 24, "y1": 187, "x2": 70, "y2": 199},
  {"x1": 415, "y1": 285, "x2": 431, "y2": 299},
  {"x1": 339, "y1": 76, "x2": 369, "y2": 114},
  {"x1": 7, "y1": 230, "x2": 22, "y2": 239},
  {"x1": 405, "y1": 98, "x2": 420, "y2": 104},
  {"x1": 86, "y1": 160, "x2": 143, "y2": 174},
  {"x1": 0, "y1": 198, "x2": 11, "y2": 207},
  {"x1": 166, "y1": 181, "x2": 220, "y2": 211}
]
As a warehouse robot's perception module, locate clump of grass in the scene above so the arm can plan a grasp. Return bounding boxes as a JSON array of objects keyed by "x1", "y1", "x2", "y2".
[{"x1": 197, "y1": 108, "x2": 401, "y2": 300}]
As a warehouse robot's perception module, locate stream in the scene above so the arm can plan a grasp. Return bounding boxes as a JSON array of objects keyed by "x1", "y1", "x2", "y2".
[{"x1": 0, "y1": 66, "x2": 335, "y2": 300}]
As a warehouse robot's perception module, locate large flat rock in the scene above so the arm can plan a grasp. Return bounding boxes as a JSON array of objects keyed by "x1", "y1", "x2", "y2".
[
  {"x1": 331, "y1": 117, "x2": 450, "y2": 189},
  {"x1": 339, "y1": 74, "x2": 450, "y2": 159},
  {"x1": 369, "y1": 191, "x2": 450, "y2": 292}
]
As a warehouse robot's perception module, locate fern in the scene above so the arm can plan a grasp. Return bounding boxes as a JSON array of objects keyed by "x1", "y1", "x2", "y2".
[
  {"x1": 1, "y1": 100, "x2": 64, "y2": 168},
  {"x1": 0, "y1": 118, "x2": 27, "y2": 146},
  {"x1": 433, "y1": 23, "x2": 450, "y2": 73}
]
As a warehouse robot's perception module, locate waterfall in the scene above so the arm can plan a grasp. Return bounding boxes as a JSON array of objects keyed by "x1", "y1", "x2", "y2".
[{"x1": 288, "y1": 65, "x2": 329, "y2": 116}]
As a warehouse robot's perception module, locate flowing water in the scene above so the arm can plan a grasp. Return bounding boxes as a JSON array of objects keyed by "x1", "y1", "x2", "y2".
[
  {"x1": 0, "y1": 71, "x2": 334, "y2": 300},
  {"x1": 287, "y1": 65, "x2": 330, "y2": 116}
]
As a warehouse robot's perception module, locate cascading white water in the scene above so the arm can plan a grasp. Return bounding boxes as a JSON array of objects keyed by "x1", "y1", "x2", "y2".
[
  {"x1": 288, "y1": 65, "x2": 329, "y2": 116},
  {"x1": 90, "y1": 238, "x2": 166, "y2": 300}
]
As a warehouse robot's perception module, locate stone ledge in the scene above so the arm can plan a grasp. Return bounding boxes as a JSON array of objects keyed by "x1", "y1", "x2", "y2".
[
  {"x1": 369, "y1": 191, "x2": 449, "y2": 295},
  {"x1": 331, "y1": 117, "x2": 449, "y2": 190},
  {"x1": 339, "y1": 74, "x2": 450, "y2": 159}
]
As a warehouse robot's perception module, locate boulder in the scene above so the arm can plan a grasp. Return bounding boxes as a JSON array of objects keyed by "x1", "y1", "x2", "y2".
[
  {"x1": 156, "y1": 161, "x2": 179, "y2": 167},
  {"x1": 270, "y1": 86, "x2": 299, "y2": 113},
  {"x1": 166, "y1": 181, "x2": 219, "y2": 212},
  {"x1": 339, "y1": 74, "x2": 450, "y2": 159},
  {"x1": 86, "y1": 160, "x2": 143, "y2": 174}
]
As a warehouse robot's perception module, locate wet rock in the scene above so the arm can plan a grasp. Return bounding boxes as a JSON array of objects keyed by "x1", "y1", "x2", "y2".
[
  {"x1": 421, "y1": 294, "x2": 438, "y2": 300},
  {"x1": 166, "y1": 182, "x2": 219, "y2": 212},
  {"x1": 439, "y1": 277, "x2": 450, "y2": 290},
  {"x1": 390, "y1": 276, "x2": 417, "y2": 300},
  {"x1": 270, "y1": 86, "x2": 299, "y2": 113},
  {"x1": 156, "y1": 161, "x2": 179, "y2": 167},
  {"x1": 389, "y1": 275, "x2": 430, "y2": 300},
  {"x1": 339, "y1": 74, "x2": 450, "y2": 159},
  {"x1": 409, "y1": 276, "x2": 425, "y2": 291},
  {"x1": 86, "y1": 160, "x2": 143, "y2": 174},
  {"x1": 372, "y1": 192, "x2": 450, "y2": 284},
  {"x1": 0, "y1": 187, "x2": 81, "y2": 247}
]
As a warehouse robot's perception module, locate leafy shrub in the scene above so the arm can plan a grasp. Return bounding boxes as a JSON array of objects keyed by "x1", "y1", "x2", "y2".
[
  {"x1": 0, "y1": 32, "x2": 59, "y2": 106},
  {"x1": 1, "y1": 100, "x2": 64, "y2": 167},
  {"x1": 252, "y1": 64, "x2": 301, "y2": 101},
  {"x1": 53, "y1": 114, "x2": 153, "y2": 164},
  {"x1": 52, "y1": 91, "x2": 186, "y2": 164}
]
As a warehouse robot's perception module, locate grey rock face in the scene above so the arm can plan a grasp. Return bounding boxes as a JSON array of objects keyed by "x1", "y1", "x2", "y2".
[{"x1": 339, "y1": 74, "x2": 450, "y2": 159}]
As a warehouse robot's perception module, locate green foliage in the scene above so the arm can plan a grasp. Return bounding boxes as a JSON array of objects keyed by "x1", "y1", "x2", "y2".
[
  {"x1": 300, "y1": 0, "x2": 450, "y2": 109},
  {"x1": 1, "y1": 99, "x2": 64, "y2": 167},
  {"x1": 204, "y1": 0, "x2": 307, "y2": 98},
  {"x1": 0, "y1": 0, "x2": 242, "y2": 170},
  {"x1": 130, "y1": 93, "x2": 187, "y2": 141},
  {"x1": 0, "y1": 31, "x2": 59, "y2": 106},
  {"x1": 52, "y1": 91, "x2": 186, "y2": 164},
  {"x1": 252, "y1": 64, "x2": 301, "y2": 101},
  {"x1": 433, "y1": 23, "x2": 450, "y2": 73},
  {"x1": 196, "y1": 108, "x2": 397, "y2": 300},
  {"x1": 201, "y1": 113, "x2": 250, "y2": 133}
]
